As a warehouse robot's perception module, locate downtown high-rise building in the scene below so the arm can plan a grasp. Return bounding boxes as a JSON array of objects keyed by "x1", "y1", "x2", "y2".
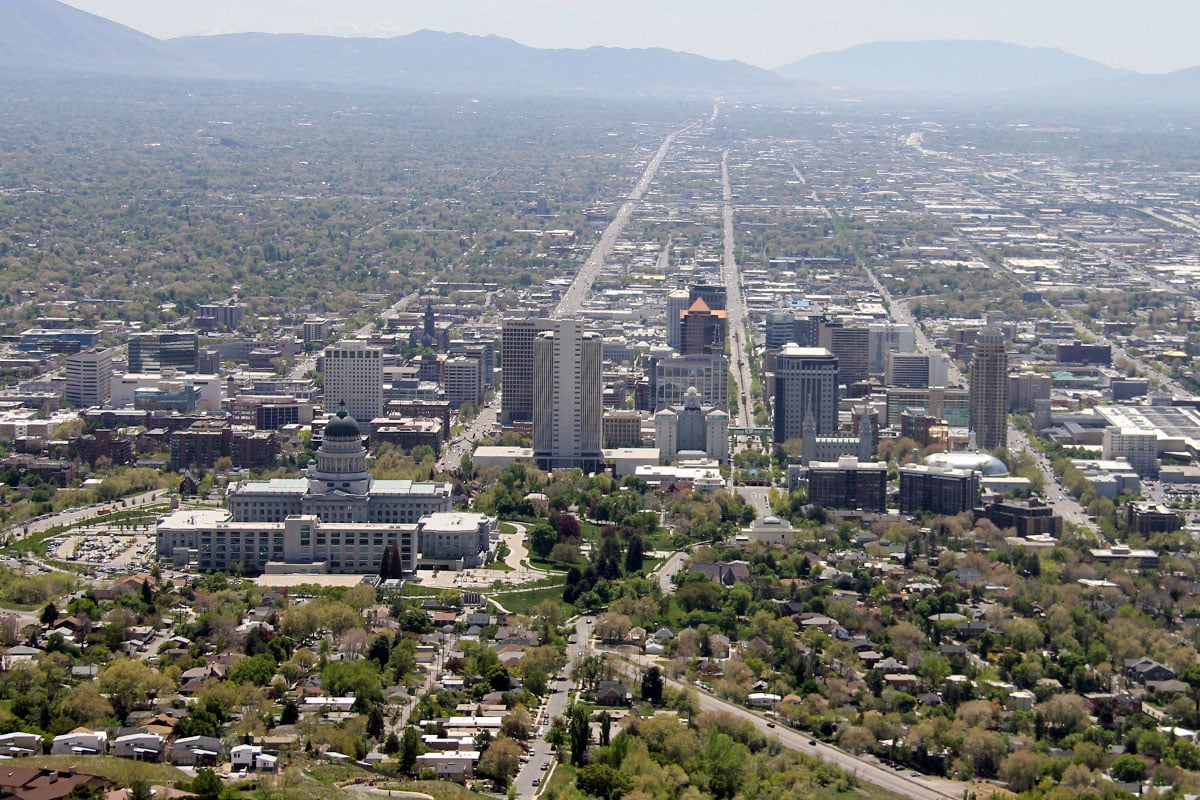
[
  {"x1": 533, "y1": 319, "x2": 604, "y2": 472},
  {"x1": 665, "y1": 289, "x2": 691, "y2": 351},
  {"x1": 652, "y1": 354, "x2": 729, "y2": 412},
  {"x1": 968, "y1": 328, "x2": 1009, "y2": 451},
  {"x1": 688, "y1": 284, "x2": 726, "y2": 311},
  {"x1": 65, "y1": 348, "x2": 112, "y2": 407},
  {"x1": 678, "y1": 298, "x2": 727, "y2": 356},
  {"x1": 885, "y1": 352, "x2": 931, "y2": 389},
  {"x1": 773, "y1": 344, "x2": 838, "y2": 444},
  {"x1": 322, "y1": 341, "x2": 383, "y2": 430},
  {"x1": 128, "y1": 330, "x2": 198, "y2": 374},
  {"x1": 818, "y1": 321, "x2": 870, "y2": 387},
  {"x1": 499, "y1": 318, "x2": 553, "y2": 425}
]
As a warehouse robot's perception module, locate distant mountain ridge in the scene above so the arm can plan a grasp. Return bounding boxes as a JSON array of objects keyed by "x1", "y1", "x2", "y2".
[
  {"x1": 775, "y1": 40, "x2": 1130, "y2": 93},
  {"x1": 0, "y1": 0, "x2": 786, "y2": 97},
  {"x1": 0, "y1": 0, "x2": 212, "y2": 77},
  {"x1": 1, "y1": 0, "x2": 1198, "y2": 103},
  {"x1": 164, "y1": 30, "x2": 789, "y2": 96}
]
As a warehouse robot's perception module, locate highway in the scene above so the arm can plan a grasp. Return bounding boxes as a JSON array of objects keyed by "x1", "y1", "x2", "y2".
[
  {"x1": 512, "y1": 616, "x2": 593, "y2": 798},
  {"x1": 599, "y1": 643, "x2": 962, "y2": 800},
  {"x1": 721, "y1": 149, "x2": 755, "y2": 429},
  {"x1": 436, "y1": 392, "x2": 499, "y2": 472},
  {"x1": 554, "y1": 119, "x2": 700, "y2": 317}
]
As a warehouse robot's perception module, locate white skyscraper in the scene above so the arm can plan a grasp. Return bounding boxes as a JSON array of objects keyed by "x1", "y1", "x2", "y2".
[
  {"x1": 533, "y1": 319, "x2": 603, "y2": 472},
  {"x1": 322, "y1": 342, "x2": 383, "y2": 431},
  {"x1": 65, "y1": 348, "x2": 112, "y2": 408}
]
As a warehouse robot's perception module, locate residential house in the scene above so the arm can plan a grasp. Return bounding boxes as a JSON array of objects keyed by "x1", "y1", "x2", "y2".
[
  {"x1": 50, "y1": 729, "x2": 107, "y2": 755},
  {"x1": 231, "y1": 743, "x2": 279, "y2": 772},
  {"x1": 0, "y1": 767, "x2": 107, "y2": 800},
  {"x1": 1, "y1": 646, "x2": 42, "y2": 671},
  {"x1": 171, "y1": 735, "x2": 225, "y2": 767},
  {"x1": 595, "y1": 680, "x2": 632, "y2": 706},
  {"x1": 688, "y1": 561, "x2": 751, "y2": 586},
  {"x1": 415, "y1": 752, "x2": 478, "y2": 783},
  {"x1": 0, "y1": 732, "x2": 41, "y2": 757},
  {"x1": 112, "y1": 732, "x2": 166, "y2": 762},
  {"x1": 1124, "y1": 657, "x2": 1176, "y2": 685}
]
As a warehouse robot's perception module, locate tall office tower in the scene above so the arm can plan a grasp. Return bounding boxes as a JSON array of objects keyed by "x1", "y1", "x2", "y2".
[
  {"x1": 65, "y1": 348, "x2": 112, "y2": 407},
  {"x1": 968, "y1": 328, "x2": 1009, "y2": 451},
  {"x1": 652, "y1": 354, "x2": 729, "y2": 412},
  {"x1": 886, "y1": 352, "x2": 931, "y2": 389},
  {"x1": 819, "y1": 321, "x2": 870, "y2": 386},
  {"x1": 666, "y1": 289, "x2": 691, "y2": 351},
  {"x1": 1009, "y1": 372, "x2": 1051, "y2": 412},
  {"x1": 127, "y1": 330, "x2": 199, "y2": 373},
  {"x1": 793, "y1": 313, "x2": 824, "y2": 348},
  {"x1": 442, "y1": 356, "x2": 482, "y2": 409},
  {"x1": 678, "y1": 298, "x2": 727, "y2": 356},
  {"x1": 773, "y1": 344, "x2": 838, "y2": 444},
  {"x1": 533, "y1": 320, "x2": 603, "y2": 471},
  {"x1": 868, "y1": 322, "x2": 916, "y2": 374},
  {"x1": 499, "y1": 318, "x2": 553, "y2": 425},
  {"x1": 689, "y1": 284, "x2": 726, "y2": 311},
  {"x1": 448, "y1": 341, "x2": 495, "y2": 388},
  {"x1": 322, "y1": 341, "x2": 383, "y2": 430},
  {"x1": 764, "y1": 310, "x2": 796, "y2": 352}
]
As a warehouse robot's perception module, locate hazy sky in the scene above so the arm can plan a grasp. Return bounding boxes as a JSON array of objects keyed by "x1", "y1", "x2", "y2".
[{"x1": 61, "y1": 0, "x2": 1200, "y2": 74}]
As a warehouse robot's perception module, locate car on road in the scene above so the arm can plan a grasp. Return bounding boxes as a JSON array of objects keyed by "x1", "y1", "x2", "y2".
[
  {"x1": 541, "y1": 763, "x2": 549, "y2": 771},
  {"x1": 532, "y1": 779, "x2": 540, "y2": 787},
  {"x1": 808, "y1": 740, "x2": 816, "y2": 746},
  {"x1": 766, "y1": 722, "x2": 775, "y2": 728}
]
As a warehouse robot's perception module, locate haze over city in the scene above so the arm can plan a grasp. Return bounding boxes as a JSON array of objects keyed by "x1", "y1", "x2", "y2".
[
  {"x1": 60, "y1": 0, "x2": 1200, "y2": 73},
  {"x1": 2, "y1": 1, "x2": 1200, "y2": 800}
]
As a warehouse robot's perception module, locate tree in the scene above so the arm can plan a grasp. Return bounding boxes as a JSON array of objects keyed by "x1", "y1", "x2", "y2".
[
  {"x1": 228, "y1": 653, "x2": 276, "y2": 687},
  {"x1": 624, "y1": 535, "x2": 644, "y2": 573},
  {"x1": 1110, "y1": 753, "x2": 1147, "y2": 784},
  {"x1": 576, "y1": 763, "x2": 633, "y2": 800},
  {"x1": 40, "y1": 602, "x2": 57, "y2": 626},
  {"x1": 379, "y1": 541, "x2": 402, "y2": 580},
  {"x1": 593, "y1": 612, "x2": 632, "y2": 643},
  {"x1": 641, "y1": 666, "x2": 664, "y2": 705},
  {"x1": 700, "y1": 728, "x2": 749, "y2": 800},
  {"x1": 367, "y1": 706, "x2": 386, "y2": 740},
  {"x1": 1038, "y1": 693, "x2": 1090, "y2": 739},
  {"x1": 190, "y1": 769, "x2": 222, "y2": 800},
  {"x1": 97, "y1": 658, "x2": 172, "y2": 718},
  {"x1": 128, "y1": 781, "x2": 151, "y2": 800},
  {"x1": 477, "y1": 735, "x2": 522, "y2": 789},
  {"x1": 593, "y1": 537, "x2": 622, "y2": 580},
  {"x1": 1000, "y1": 751, "x2": 1041, "y2": 793},
  {"x1": 383, "y1": 732, "x2": 400, "y2": 755},
  {"x1": 529, "y1": 522, "x2": 557, "y2": 560},
  {"x1": 500, "y1": 706, "x2": 533, "y2": 741},
  {"x1": 320, "y1": 661, "x2": 383, "y2": 711},
  {"x1": 398, "y1": 726, "x2": 421, "y2": 774},
  {"x1": 568, "y1": 704, "x2": 590, "y2": 767},
  {"x1": 279, "y1": 698, "x2": 299, "y2": 725},
  {"x1": 960, "y1": 729, "x2": 1007, "y2": 778},
  {"x1": 917, "y1": 654, "x2": 951, "y2": 687},
  {"x1": 839, "y1": 725, "x2": 877, "y2": 754}
]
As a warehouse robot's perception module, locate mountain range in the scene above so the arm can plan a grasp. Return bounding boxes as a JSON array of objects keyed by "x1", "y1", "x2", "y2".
[{"x1": 0, "y1": 0, "x2": 1197, "y2": 102}]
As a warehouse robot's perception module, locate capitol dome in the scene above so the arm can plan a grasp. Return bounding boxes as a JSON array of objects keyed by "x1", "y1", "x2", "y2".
[
  {"x1": 924, "y1": 450, "x2": 1008, "y2": 476},
  {"x1": 324, "y1": 403, "x2": 361, "y2": 439}
]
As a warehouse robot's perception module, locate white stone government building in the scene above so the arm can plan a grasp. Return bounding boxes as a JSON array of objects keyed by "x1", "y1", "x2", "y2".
[{"x1": 156, "y1": 407, "x2": 494, "y2": 574}]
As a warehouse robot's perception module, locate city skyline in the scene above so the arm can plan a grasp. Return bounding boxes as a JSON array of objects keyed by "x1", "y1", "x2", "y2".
[{"x1": 59, "y1": 0, "x2": 1200, "y2": 74}]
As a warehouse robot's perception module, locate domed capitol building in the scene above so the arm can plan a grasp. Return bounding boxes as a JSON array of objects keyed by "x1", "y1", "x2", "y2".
[{"x1": 156, "y1": 406, "x2": 492, "y2": 575}]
